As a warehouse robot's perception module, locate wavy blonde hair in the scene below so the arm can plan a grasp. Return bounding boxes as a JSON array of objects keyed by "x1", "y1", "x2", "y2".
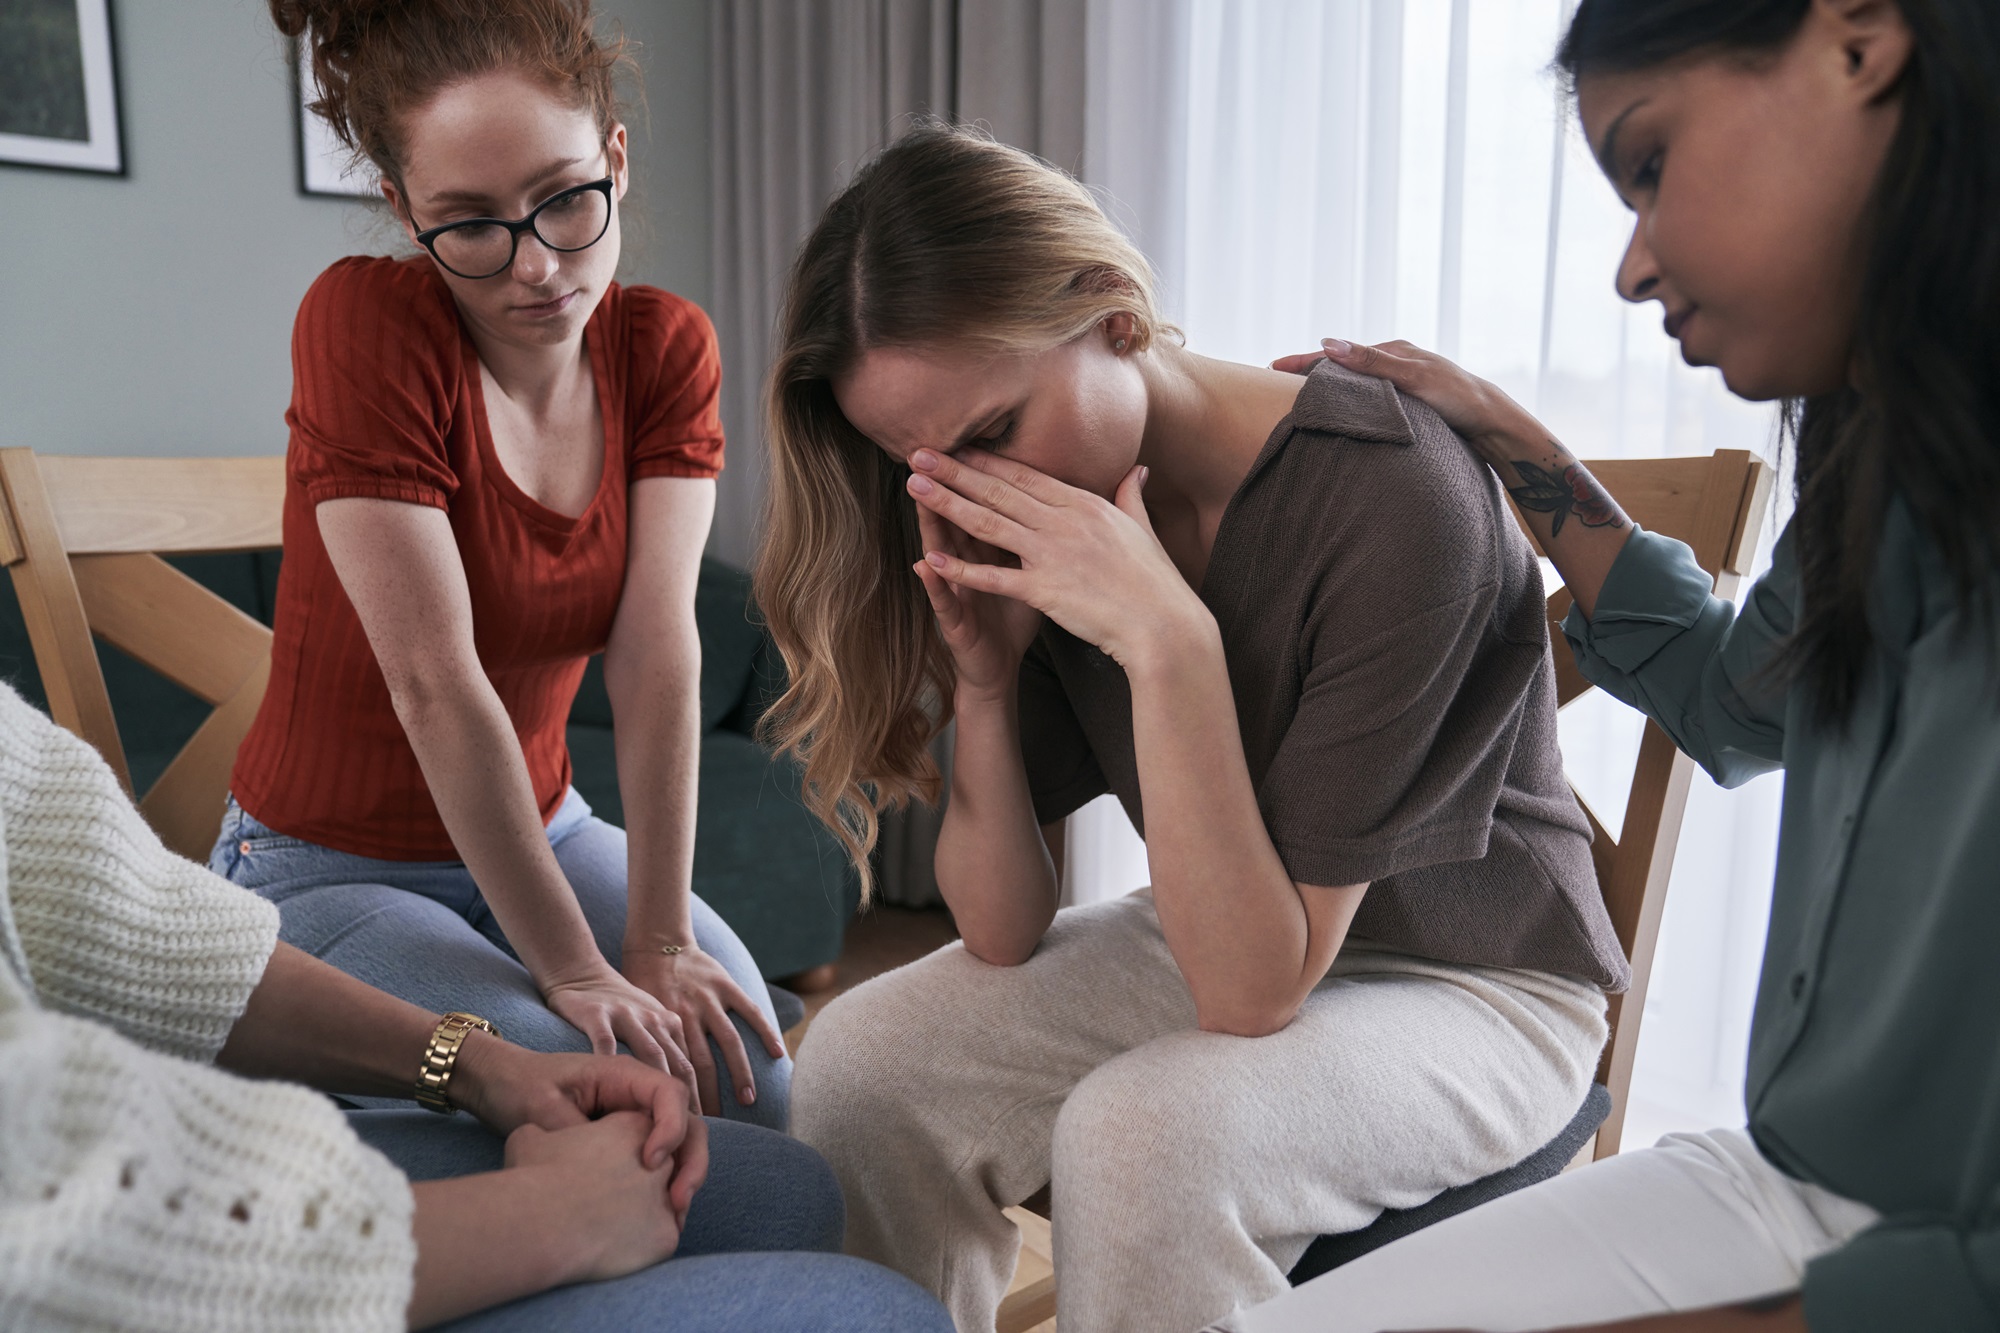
[{"x1": 753, "y1": 122, "x2": 1170, "y2": 900}]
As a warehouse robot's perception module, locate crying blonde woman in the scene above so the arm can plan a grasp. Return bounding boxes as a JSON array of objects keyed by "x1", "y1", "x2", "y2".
[{"x1": 754, "y1": 124, "x2": 1623, "y2": 1333}]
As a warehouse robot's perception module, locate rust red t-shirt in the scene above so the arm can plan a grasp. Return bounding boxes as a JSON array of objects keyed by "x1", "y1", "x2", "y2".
[{"x1": 231, "y1": 256, "x2": 724, "y2": 860}]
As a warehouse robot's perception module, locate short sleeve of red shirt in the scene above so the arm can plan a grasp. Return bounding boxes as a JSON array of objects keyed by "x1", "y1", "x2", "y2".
[
  {"x1": 287, "y1": 257, "x2": 461, "y2": 512},
  {"x1": 623, "y1": 287, "x2": 725, "y2": 481}
]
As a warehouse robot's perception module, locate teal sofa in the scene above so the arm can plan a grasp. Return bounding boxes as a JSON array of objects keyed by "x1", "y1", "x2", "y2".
[{"x1": 0, "y1": 553, "x2": 857, "y2": 983}]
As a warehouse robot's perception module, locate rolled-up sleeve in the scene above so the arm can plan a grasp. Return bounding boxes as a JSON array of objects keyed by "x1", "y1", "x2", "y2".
[
  {"x1": 1802, "y1": 1213, "x2": 2000, "y2": 1332},
  {"x1": 1560, "y1": 523, "x2": 1796, "y2": 787}
]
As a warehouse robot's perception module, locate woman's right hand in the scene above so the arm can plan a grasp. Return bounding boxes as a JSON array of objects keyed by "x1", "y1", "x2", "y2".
[
  {"x1": 539, "y1": 960, "x2": 699, "y2": 1090},
  {"x1": 407, "y1": 1111, "x2": 707, "y2": 1327},
  {"x1": 1271, "y1": 338, "x2": 1548, "y2": 458},
  {"x1": 506, "y1": 1110, "x2": 704, "y2": 1278},
  {"x1": 913, "y1": 499, "x2": 1044, "y2": 700}
]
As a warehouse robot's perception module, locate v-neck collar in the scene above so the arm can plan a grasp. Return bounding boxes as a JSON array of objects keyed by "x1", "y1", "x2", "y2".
[{"x1": 458, "y1": 304, "x2": 618, "y2": 536}]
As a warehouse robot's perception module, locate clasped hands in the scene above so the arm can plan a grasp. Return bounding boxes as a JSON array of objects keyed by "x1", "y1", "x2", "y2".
[
  {"x1": 450, "y1": 1028, "x2": 708, "y2": 1234},
  {"x1": 905, "y1": 446, "x2": 1213, "y2": 679}
]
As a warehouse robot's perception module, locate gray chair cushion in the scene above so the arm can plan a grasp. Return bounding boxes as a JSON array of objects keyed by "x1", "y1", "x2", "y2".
[{"x1": 1286, "y1": 1082, "x2": 1613, "y2": 1284}]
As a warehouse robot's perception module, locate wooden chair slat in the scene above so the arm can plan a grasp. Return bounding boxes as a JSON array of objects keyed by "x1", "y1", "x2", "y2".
[
  {"x1": 0, "y1": 491, "x2": 23, "y2": 568},
  {"x1": 1573, "y1": 787, "x2": 1619, "y2": 892},
  {"x1": 72, "y1": 554, "x2": 273, "y2": 706},
  {"x1": 1586, "y1": 457, "x2": 1719, "y2": 548},
  {"x1": 1547, "y1": 584, "x2": 1591, "y2": 707},
  {"x1": 1728, "y1": 461, "x2": 1777, "y2": 578},
  {"x1": 0, "y1": 450, "x2": 132, "y2": 792},
  {"x1": 139, "y1": 657, "x2": 271, "y2": 863},
  {"x1": 37, "y1": 455, "x2": 285, "y2": 555}
]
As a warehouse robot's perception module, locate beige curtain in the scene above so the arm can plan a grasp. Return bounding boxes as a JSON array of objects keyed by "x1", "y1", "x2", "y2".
[{"x1": 710, "y1": 0, "x2": 1085, "y2": 905}]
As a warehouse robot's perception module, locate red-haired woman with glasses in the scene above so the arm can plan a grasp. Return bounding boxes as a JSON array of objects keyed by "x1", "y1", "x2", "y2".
[{"x1": 216, "y1": 0, "x2": 787, "y2": 1133}]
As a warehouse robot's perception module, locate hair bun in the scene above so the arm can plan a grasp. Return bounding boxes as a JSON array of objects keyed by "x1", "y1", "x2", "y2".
[
  {"x1": 271, "y1": 0, "x2": 623, "y2": 174},
  {"x1": 270, "y1": 0, "x2": 411, "y2": 41}
]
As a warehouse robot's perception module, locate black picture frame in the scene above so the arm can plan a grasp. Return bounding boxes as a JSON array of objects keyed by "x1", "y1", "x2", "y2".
[
  {"x1": 0, "y1": 0, "x2": 126, "y2": 176},
  {"x1": 293, "y1": 38, "x2": 378, "y2": 199}
]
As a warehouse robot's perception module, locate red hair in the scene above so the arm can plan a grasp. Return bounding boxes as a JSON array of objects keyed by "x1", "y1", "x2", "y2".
[{"x1": 272, "y1": 0, "x2": 631, "y2": 188}]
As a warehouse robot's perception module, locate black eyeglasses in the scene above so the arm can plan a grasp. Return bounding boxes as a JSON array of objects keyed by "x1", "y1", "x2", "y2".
[{"x1": 412, "y1": 177, "x2": 615, "y2": 280}]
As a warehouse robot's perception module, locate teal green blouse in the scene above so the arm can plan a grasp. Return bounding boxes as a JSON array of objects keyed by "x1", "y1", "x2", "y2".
[{"x1": 1563, "y1": 503, "x2": 1999, "y2": 1331}]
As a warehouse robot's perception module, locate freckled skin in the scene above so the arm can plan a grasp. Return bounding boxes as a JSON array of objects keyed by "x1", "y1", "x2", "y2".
[{"x1": 381, "y1": 71, "x2": 631, "y2": 360}]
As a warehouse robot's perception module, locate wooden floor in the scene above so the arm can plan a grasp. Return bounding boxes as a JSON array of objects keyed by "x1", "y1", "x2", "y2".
[{"x1": 784, "y1": 906, "x2": 1058, "y2": 1333}]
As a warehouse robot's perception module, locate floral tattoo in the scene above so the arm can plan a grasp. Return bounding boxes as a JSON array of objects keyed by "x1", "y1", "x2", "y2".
[{"x1": 1506, "y1": 458, "x2": 1623, "y2": 536}]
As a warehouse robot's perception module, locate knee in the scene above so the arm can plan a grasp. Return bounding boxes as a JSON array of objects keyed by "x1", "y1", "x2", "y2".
[
  {"x1": 791, "y1": 957, "x2": 971, "y2": 1154},
  {"x1": 811, "y1": 1255, "x2": 955, "y2": 1331},
  {"x1": 700, "y1": 1120, "x2": 846, "y2": 1253},
  {"x1": 790, "y1": 985, "x2": 900, "y2": 1151},
  {"x1": 736, "y1": 1254, "x2": 954, "y2": 1332},
  {"x1": 1053, "y1": 1049, "x2": 1230, "y2": 1218}
]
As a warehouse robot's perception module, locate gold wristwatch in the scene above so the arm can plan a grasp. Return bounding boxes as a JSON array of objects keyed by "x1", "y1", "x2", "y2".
[{"x1": 415, "y1": 1011, "x2": 499, "y2": 1113}]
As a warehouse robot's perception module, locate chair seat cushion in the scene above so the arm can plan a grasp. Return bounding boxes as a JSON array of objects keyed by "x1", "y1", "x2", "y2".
[{"x1": 1286, "y1": 1082, "x2": 1612, "y2": 1285}]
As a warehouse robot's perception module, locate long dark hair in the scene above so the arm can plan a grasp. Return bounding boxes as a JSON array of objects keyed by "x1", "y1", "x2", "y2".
[{"x1": 1559, "y1": 0, "x2": 2000, "y2": 722}]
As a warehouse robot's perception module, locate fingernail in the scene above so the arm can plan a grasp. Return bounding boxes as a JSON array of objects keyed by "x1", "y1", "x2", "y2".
[
  {"x1": 742, "y1": 1087, "x2": 756, "y2": 1104},
  {"x1": 926, "y1": 551, "x2": 948, "y2": 568},
  {"x1": 1138, "y1": 466, "x2": 1150, "y2": 488},
  {"x1": 910, "y1": 450, "x2": 939, "y2": 472},
  {"x1": 909, "y1": 475, "x2": 935, "y2": 496},
  {"x1": 1323, "y1": 338, "x2": 1352, "y2": 356}
]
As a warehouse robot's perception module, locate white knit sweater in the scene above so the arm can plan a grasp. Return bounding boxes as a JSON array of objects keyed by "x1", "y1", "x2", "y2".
[{"x1": 0, "y1": 686, "x2": 416, "y2": 1331}]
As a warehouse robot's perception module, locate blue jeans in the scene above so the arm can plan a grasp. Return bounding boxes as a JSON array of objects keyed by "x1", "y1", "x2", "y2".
[
  {"x1": 212, "y1": 788, "x2": 791, "y2": 1130},
  {"x1": 349, "y1": 1111, "x2": 951, "y2": 1332}
]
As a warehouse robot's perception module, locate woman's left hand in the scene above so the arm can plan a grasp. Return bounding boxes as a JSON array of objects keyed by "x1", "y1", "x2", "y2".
[
  {"x1": 904, "y1": 446, "x2": 1211, "y2": 671},
  {"x1": 623, "y1": 947, "x2": 788, "y2": 1117},
  {"x1": 449, "y1": 1031, "x2": 697, "y2": 1171}
]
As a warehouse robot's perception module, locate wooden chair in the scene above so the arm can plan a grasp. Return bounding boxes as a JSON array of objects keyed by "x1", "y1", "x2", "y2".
[
  {"x1": 1531, "y1": 447, "x2": 1772, "y2": 1161},
  {"x1": 995, "y1": 447, "x2": 1772, "y2": 1333},
  {"x1": 0, "y1": 449, "x2": 285, "y2": 861}
]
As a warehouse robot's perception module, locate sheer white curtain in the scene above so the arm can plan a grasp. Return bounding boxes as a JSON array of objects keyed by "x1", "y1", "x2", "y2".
[{"x1": 1074, "y1": 0, "x2": 1785, "y2": 1150}]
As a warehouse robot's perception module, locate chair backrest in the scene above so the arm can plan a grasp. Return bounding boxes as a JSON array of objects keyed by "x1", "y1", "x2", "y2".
[
  {"x1": 1515, "y1": 449, "x2": 1772, "y2": 1159},
  {"x1": 0, "y1": 449, "x2": 285, "y2": 861}
]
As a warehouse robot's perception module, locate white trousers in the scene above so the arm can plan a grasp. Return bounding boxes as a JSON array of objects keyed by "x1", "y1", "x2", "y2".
[
  {"x1": 792, "y1": 892, "x2": 1606, "y2": 1333},
  {"x1": 1209, "y1": 1126, "x2": 1880, "y2": 1332}
]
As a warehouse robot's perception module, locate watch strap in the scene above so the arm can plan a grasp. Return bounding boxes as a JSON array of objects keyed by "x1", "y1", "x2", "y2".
[{"x1": 415, "y1": 1011, "x2": 498, "y2": 1113}]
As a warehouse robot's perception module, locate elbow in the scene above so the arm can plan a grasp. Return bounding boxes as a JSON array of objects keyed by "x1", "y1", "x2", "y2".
[
  {"x1": 381, "y1": 661, "x2": 481, "y2": 729},
  {"x1": 1193, "y1": 995, "x2": 1300, "y2": 1039},
  {"x1": 960, "y1": 935, "x2": 1038, "y2": 969}
]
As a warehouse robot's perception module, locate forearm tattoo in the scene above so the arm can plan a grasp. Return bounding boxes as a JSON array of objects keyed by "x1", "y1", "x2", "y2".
[{"x1": 1504, "y1": 447, "x2": 1625, "y2": 536}]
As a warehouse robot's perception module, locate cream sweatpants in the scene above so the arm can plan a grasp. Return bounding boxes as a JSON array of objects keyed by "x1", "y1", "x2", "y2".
[
  {"x1": 792, "y1": 892, "x2": 1608, "y2": 1333},
  {"x1": 1209, "y1": 1126, "x2": 1880, "y2": 1332}
]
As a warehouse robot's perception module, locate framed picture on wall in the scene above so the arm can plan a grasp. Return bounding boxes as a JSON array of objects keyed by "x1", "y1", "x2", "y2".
[
  {"x1": 294, "y1": 41, "x2": 379, "y2": 199},
  {"x1": 0, "y1": 0, "x2": 125, "y2": 175}
]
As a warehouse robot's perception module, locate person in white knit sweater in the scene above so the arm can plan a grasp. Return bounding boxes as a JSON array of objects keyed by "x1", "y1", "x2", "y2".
[{"x1": 0, "y1": 683, "x2": 950, "y2": 1331}]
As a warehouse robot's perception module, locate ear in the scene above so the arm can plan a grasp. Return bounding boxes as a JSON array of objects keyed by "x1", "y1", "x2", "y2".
[
  {"x1": 1103, "y1": 311, "x2": 1137, "y2": 354},
  {"x1": 606, "y1": 121, "x2": 631, "y2": 200},
  {"x1": 1819, "y1": 0, "x2": 1914, "y2": 104},
  {"x1": 378, "y1": 176, "x2": 422, "y2": 247}
]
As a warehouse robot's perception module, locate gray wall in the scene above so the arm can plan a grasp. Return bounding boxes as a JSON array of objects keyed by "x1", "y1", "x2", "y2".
[{"x1": 0, "y1": 0, "x2": 711, "y2": 460}]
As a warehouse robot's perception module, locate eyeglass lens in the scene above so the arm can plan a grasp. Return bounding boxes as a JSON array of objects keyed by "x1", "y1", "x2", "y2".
[{"x1": 432, "y1": 185, "x2": 611, "y2": 279}]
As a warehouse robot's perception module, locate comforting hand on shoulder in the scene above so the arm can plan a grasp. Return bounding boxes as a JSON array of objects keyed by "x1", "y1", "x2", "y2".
[{"x1": 906, "y1": 446, "x2": 1211, "y2": 674}]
